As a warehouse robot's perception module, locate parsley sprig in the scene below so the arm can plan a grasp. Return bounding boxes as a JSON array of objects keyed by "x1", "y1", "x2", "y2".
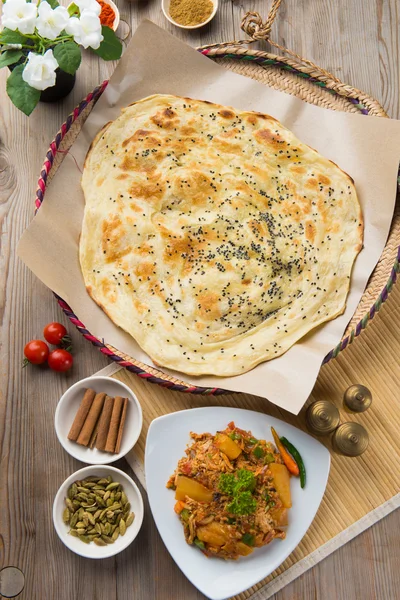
[{"x1": 219, "y1": 469, "x2": 257, "y2": 515}]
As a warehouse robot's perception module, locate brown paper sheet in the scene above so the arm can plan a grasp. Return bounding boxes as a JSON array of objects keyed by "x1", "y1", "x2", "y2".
[{"x1": 18, "y1": 21, "x2": 400, "y2": 414}]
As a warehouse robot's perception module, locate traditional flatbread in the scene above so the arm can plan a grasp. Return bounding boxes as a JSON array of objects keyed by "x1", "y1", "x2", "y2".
[{"x1": 80, "y1": 94, "x2": 363, "y2": 376}]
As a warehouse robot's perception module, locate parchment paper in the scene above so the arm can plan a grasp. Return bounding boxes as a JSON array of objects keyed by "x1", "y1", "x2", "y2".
[{"x1": 18, "y1": 21, "x2": 400, "y2": 414}]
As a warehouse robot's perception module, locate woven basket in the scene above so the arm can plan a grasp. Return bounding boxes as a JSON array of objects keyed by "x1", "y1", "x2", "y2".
[{"x1": 36, "y1": 3, "x2": 400, "y2": 394}]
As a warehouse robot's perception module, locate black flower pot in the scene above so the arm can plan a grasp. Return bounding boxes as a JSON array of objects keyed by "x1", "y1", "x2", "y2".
[
  {"x1": 8, "y1": 61, "x2": 76, "y2": 103},
  {"x1": 40, "y1": 68, "x2": 76, "y2": 102}
]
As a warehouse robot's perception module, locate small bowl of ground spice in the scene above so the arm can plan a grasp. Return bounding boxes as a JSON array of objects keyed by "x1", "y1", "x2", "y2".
[
  {"x1": 162, "y1": 0, "x2": 218, "y2": 30},
  {"x1": 97, "y1": 0, "x2": 120, "y2": 32}
]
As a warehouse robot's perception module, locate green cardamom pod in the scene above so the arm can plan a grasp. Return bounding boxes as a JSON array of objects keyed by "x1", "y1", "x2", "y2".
[
  {"x1": 105, "y1": 482, "x2": 120, "y2": 492},
  {"x1": 119, "y1": 519, "x2": 126, "y2": 536},
  {"x1": 70, "y1": 512, "x2": 79, "y2": 528},
  {"x1": 78, "y1": 535, "x2": 90, "y2": 543},
  {"x1": 97, "y1": 478, "x2": 109, "y2": 486},
  {"x1": 63, "y1": 508, "x2": 70, "y2": 523},
  {"x1": 101, "y1": 534, "x2": 114, "y2": 544},
  {"x1": 126, "y1": 513, "x2": 135, "y2": 528},
  {"x1": 65, "y1": 498, "x2": 74, "y2": 513},
  {"x1": 94, "y1": 537, "x2": 107, "y2": 546}
]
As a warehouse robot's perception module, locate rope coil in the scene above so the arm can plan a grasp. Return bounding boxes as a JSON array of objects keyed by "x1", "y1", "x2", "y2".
[{"x1": 241, "y1": 0, "x2": 283, "y2": 41}]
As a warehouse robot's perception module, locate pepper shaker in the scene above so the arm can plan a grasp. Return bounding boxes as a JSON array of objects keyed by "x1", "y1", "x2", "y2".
[
  {"x1": 343, "y1": 384, "x2": 372, "y2": 413},
  {"x1": 306, "y1": 400, "x2": 340, "y2": 435},
  {"x1": 332, "y1": 422, "x2": 369, "y2": 456}
]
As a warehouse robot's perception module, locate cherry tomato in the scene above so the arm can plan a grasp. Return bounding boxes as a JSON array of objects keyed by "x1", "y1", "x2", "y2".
[
  {"x1": 48, "y1": 349, "x2": 73, "y2": 372},
  {"x1": 43, "y1": 322, "x2": 68, "y2": 345},
  {"x1": 24, "y1": 340, "x2": 50, "y2": 365}
]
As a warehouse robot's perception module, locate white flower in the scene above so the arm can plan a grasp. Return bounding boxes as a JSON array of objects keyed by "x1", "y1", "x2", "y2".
[
  {"x1": 22, "y1": 49, "x2": 59, "y2": 91},
  {"x1": 35, "y1": 1, "x2": 70, "y2": 41},
  {"x1": 2, "y1": 0, "x2": 37, "y2": 34},
  {"x1": 73, "y1": 0, "x2": 101, "y2": 17},
  {"x1": 65, "y1": 10, "x2": 103, "y2": 49}
]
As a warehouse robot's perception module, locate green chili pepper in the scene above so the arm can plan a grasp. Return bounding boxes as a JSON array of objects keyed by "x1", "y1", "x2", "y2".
[
  {"x1": 279, "y1": 436, "x2": 306, "y2": 489},
  {"x1": 194, "y1": 538, "x2": 205, "y2": 550},
  {"x1": 263, "y1": 452, "x2": 275, "y2": 464},
  {"x1": 253, "y1": 445, "x2": 264, "y2": 459},
  {"x1": 180, "y1": 508, "x2": 190, "y2": 522},
  {"x1": 249, "y1": 437, "x2": 258, "y2": 445},
  {"x1": 241, "y1": 532, "x2": 255, "y2": 546}
]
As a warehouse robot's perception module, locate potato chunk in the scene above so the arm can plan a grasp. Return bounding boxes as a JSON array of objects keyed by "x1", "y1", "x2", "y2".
[
  {"x1": 197, "y1": 521, "x2": 230, "y2": 546},
  {"x1": 214, "y1": 433, "x2": 242, "y2": 459},
  {"x1": 175, "y1": 476, "x2": 213, "y2": 503},
  {"x1": 269, "y1": 463, "x2": 292, "y2": 508},
  {"x1": 269, "y1": 506, "x2": 289, "y2": 526}
]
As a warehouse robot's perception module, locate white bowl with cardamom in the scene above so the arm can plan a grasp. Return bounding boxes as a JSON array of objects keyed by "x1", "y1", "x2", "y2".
[
  {"x1": 55, "y1": 375, "x2": 143, "y2": 465},
  {"x1": 53, "y1": 465, "x2": 144, "y2": 558},
  {"x1": 161, "y1": 0, "x2": 218, "y2": 30}
]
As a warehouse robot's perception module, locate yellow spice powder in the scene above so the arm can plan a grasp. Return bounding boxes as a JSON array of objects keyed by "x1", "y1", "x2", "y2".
[{"x1": 169, "y1": 0, "x2": 214, "y2": 26}]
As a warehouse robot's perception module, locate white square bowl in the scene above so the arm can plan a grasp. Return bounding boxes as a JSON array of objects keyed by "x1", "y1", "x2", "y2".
[{"x1": 145, "y1": 406, "x2": 330, "y2": 600}]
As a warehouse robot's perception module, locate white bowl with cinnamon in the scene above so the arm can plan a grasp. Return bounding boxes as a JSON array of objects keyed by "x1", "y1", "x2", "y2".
[{"x1": 55, "y1": 376, "x2": 143, "y2": 464}]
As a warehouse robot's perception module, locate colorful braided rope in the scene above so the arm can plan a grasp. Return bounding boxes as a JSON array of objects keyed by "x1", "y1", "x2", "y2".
[{"x1": 34, "y1": 53, "x2": 400, "y2": 394}]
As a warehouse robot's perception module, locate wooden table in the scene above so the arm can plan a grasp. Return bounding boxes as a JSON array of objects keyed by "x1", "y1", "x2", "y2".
[{"x1": 1, "y1": 1, "x2": 399, "y2": 598}]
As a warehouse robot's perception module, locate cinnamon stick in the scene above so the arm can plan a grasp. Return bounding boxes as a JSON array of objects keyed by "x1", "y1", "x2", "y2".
[
  {"x1": 89, "y1": 414, "x2": 101, "y2": 449},
  {"x1": 104, "y1": 396, "x2": 124, "y2": 453},
  {"x1": 67, "y1": 388, "x2": 96, "y2": 441},
  {"x1": 95, "y1": 396, "x2": 114, "y2": 451},
  {"x1": 114, "y1": 398, "x2": 129, "y2": 454},
  {"x1": 76, "y1": 392, "x2": 106, "y2": 447}
]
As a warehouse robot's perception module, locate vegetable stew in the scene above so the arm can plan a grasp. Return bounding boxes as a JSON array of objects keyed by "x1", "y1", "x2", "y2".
[{"x1": 166, "y1": 422, "x2": 291, "y2": 560}]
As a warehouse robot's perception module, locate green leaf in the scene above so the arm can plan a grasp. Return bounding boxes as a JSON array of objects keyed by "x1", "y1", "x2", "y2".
[
  {"x1": 0, "y1": 50, "x2": 23, "y2": 68},
  {"x1": 68, "y1": 2, "x2": 79, "y2": 16},
  {"x1": 46, "y1": 0, "x2": 60, "y2": 7},
  {"x1": 0, "y1": 28, "x2": 26, "y2": 44},
  {"x1": 6, "y1": 64, "x2": 40, "y2": 116},
  {"x1": 53, "y1": 42, "x2": 81, "y2": 75},
  {"x1": 92, "y1": 26, "x2": 122, "y2": 61}
]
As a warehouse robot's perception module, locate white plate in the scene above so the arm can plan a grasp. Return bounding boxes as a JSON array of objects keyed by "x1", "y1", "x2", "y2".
[
  {"x1": 55, "y1": 376, "x2": 142, "y2": 464},
  {"x1": 53, "y1": 464, "x2": 144, "y2": 558},
  {"x1": 145, "y1": 407, "x2": 330, "y2": 600}
]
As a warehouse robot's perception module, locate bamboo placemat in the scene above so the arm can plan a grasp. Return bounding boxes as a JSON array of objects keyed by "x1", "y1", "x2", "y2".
[{"x1": 93, "y1": 278, "x2": 400, "y2": 599}]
